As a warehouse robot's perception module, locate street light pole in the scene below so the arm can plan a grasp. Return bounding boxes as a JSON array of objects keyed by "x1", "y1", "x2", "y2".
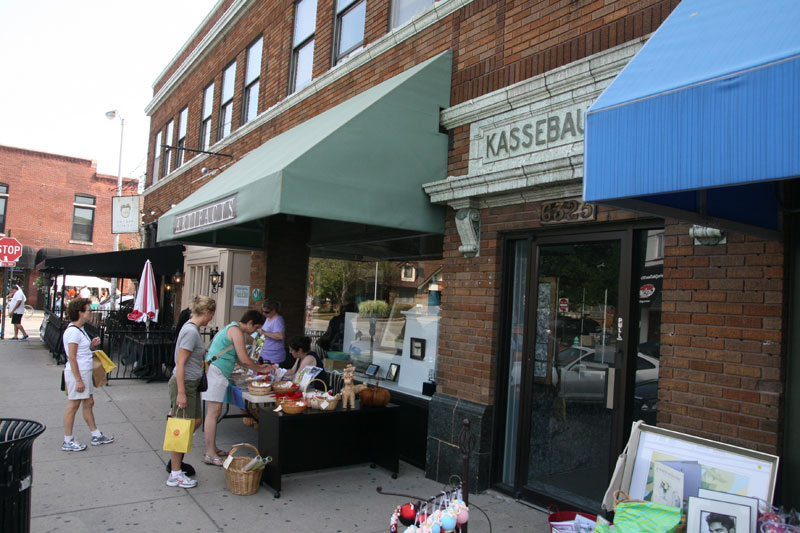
[{"x1": 106, "y1": 110, "x2": 125, "y2": 310}]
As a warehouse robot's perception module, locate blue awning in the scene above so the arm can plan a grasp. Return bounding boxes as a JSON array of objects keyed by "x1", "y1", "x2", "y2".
[{"x1": 583, "y1": 0, "x2": 800, "y2": 235}]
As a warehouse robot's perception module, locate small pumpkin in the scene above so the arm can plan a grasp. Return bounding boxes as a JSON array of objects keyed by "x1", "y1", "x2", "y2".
[{"x1": 359, "y1": 384, "x2": 391, "y2": 407}]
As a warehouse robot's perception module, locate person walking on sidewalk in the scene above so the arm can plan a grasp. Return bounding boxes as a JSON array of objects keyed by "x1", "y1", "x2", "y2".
[
  {"x1": 166, "y1": 295, "x2": 216, "y2": 488},
  {"x1": 7, "y1": 285, "x2": 28, "y2": 340},
  {"x1": 61, "y1": 298, "x2": 114, "y2": 451}
]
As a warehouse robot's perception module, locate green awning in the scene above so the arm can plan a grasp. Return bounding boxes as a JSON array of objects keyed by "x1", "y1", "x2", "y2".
[{"x1": 157, "y1": 51, "x2": 453, "y2": 256}]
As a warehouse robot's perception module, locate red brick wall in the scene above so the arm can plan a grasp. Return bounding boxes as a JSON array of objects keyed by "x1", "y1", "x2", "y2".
[
  {"x1": 0, "y1": 145, "x2": 139, "y2": 251},
  {"x1": 144, "y1": 0, "x2": 678, "y2": 218},
  {"x1": 658, "y1": 221, "x2": 784, "y2": 454},
  {"x1": 0, "y1": 145, "x2": 140, "y2": 307}
]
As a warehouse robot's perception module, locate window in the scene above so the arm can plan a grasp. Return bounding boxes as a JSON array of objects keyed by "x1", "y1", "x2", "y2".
[
  {"x1": 290, "y1": 0, "x2": 317, "y2": 93},
  {"x1": 176, "y1": 107, "x2": 188, "y2": 167},
  {"x1": 71, "y1": 194, "x2": 95, "y2": 242},
  {"x1": 401, "y1": 264, "x2": 416, "y2": 281},
  {"x1": 391, "y1": 0, "x2": 433, "y2": 28},
  {"x1": 242, "y1": 37, "x2": 262, "y2": 124},
  {"x1": 200, "y1": 82, "x2": 214, "y2": 150},
  {"x1": 0, "y1": 183, "x2": 8, "y2": 234},
  {"x1": 152, "y1": 130, "x2": 162, "y2": 183},
  {"x1": 219, "y1": 62, "x2": 236, "y2": 139},
  {"x1": 334, "y1": 0, "x2": 366, "y2": 63},
  {"x1": 163, "y1": 119, "x2": 174, "y2": 175}
]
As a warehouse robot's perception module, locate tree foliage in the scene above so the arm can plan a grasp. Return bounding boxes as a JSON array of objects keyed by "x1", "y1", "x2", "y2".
[{"x1": 309, "y1": 258, "x2": 363, "y2": 305}]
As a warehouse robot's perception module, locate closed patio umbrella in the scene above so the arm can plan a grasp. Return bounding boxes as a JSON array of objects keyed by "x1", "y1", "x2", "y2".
[{"x1": 127, "y1": 260, "x2": 159, "y2": 325}]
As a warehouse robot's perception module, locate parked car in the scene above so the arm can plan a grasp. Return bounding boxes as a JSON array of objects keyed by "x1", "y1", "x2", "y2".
[{"x1": 552, "y1": 346, "x2": 659, "y2": 402}]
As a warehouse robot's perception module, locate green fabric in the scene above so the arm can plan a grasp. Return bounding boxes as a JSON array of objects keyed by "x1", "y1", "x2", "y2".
[
  {"x1": 207, "y1": 322, "x2": 239, "y2": 378},
  {"x1": 157, "y1": 51, "x2": 452, "y2": 249},
  {"x1": 595, "y1": 501, "x2": 683, "y2": 533}
]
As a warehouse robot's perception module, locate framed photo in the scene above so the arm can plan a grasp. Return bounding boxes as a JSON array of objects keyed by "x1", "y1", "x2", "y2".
[
  {"x1": 410, "y1": 338, "x2": 426, "y2": 360},
  {"x1": 686, "y1": 496, "x2": 751, "y2": 533},
  {"x1": 386, "y1": 363, "x2": 400, "y2": 382},
  {"x1": 698, "y1": 489, "x2": 758, "y2": 533},
  {"x1": 621, "y1": 424, "x2": 779, "y2": 504},
  {"x1": 365, "y1": 364, "x2": 380, "y2": 377}
]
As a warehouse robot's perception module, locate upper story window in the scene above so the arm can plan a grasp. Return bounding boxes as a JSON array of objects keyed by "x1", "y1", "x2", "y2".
[
  {"x1": 391, "y1": 0, "x2": 433, "y2": 28},
  {"x1": 152, "y1": 130, "x2": 162, "y2": 184},
  {"x1": 71, "y1": 194, "x2": 95, "y2": 242},
  {"x1": 176, "y1": 107, "x2": 188, "y2": 167},
  {"x1": 401, "y1": 264, "x2": 416, "y2": 281},
  {"x1": 334, "y1": 0, "x2": 366, "y2": 64},
  {"x1": 200, "y1": 82, "x2": 215, "y2": 150},
  {"x1": 163, "y1": 119, "x2": 174, "y2": 176},
  {"x1": 219, "y1": 61, "x2": 237, "y2": 139},
  {"x1": 0, "y1": 183, "x2": 8, "y2": 234},
  {"x1": 290, "y1": 0, "x2": 317, "y2": 93},
  {"x1": 242, "y1": 37, "x2": 263, "y2": 125}
]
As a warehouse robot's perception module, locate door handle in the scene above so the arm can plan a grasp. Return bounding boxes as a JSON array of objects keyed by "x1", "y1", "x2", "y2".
[{"x1": 605, "y1": 367, "x2": 616, "y2": 409}]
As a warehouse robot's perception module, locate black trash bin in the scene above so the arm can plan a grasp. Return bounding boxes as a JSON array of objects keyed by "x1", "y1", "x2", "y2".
[{"x1": 1, "y1": 419, "x2": 46, "y2": 533}]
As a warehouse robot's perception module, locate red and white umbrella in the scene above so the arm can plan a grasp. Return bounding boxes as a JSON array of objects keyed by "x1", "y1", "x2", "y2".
[{"x1": 127, "y1": 260, "x2": 159, "y2": 323}]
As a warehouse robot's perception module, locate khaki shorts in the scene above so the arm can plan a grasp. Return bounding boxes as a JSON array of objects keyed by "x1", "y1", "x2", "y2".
[
  {"x1": 201, "y1": 363, "x2": 229, "y2": 403},
  {"x1": 168, "y1": 375, "x2": 202, "y2": 420}
]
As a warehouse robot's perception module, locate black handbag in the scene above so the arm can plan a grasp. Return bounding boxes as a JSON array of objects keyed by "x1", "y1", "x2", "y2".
[{"x1": 198, "y1": 371, "x2": 208, "y2": 392}]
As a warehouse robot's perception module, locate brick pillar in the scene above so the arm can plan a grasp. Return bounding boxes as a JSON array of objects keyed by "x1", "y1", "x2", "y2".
[{"x1": 261, "y1": 215, "x2": 311, "y2": 342}]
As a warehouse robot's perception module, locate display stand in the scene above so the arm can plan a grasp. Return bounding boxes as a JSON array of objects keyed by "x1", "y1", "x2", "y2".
[{"x1": 257, "y1": 401, "x2": 399, "y2": 498}]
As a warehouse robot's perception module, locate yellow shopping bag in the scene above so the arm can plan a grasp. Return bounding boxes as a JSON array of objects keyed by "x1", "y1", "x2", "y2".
[
  {"x1": 92, "y1": 350, "x2": 117, "y2": 373},
  {"x1": 163, "y1": 412, "x2": 194, "y2": 453}
]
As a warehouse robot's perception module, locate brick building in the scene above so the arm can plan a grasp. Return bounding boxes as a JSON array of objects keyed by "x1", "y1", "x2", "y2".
[
  {"x1": 0, "y1": 145, "x2": 140, "y2": 307},
  {"x1": 142, "y1": 0, "x2": 798, "y2": 511}
]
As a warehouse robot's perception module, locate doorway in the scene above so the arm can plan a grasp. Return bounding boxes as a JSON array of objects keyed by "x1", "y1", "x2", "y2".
[{"x1": 497, "y1": 227, "x2": 663, "y2": 512}]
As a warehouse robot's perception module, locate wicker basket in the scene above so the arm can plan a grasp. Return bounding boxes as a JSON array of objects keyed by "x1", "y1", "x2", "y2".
[
  {"x1": 305, "y1": 379, "x2": 340, "y2": 411},
  {"x1": 279, "y1": 399, "x2": 308, "y2": 415},
  {"x1": 273, "y1": 380, "x2": 299, "y2": 393},
  {"x1": 224, "y1": 443, "x2": 265, "y2": 496},
  {"x1": 247, "y1": 381, "x2": 272, "y2": 395}
]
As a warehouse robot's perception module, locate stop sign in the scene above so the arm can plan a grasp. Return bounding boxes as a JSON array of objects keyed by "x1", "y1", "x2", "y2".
[{"x1": 0, "y1": 237, "x2": 23, "y2": 262}]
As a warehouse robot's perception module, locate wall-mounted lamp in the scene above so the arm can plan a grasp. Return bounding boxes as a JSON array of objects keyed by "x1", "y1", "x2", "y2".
[
  {"x1": 165, "y1": 283, "x2": 173, "y2": 292},
  {"x1": 209, "y1": 267, "x2": 224, "y2": 293},
  {"x1": 689, "y1": 225, "x2": 727, "y2": 246},
  {"x1": 173, "y1": 269, "x2": 183, "y2": 284}
]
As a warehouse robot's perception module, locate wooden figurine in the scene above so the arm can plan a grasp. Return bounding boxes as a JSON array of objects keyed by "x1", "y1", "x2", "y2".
[{"x1": 341, "y1": 364, "x2": 367, "y2": 409}]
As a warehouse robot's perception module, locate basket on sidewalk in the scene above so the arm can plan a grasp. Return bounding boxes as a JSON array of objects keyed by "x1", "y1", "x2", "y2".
[
  {"x1": 224, "y1": 443, "x2": 266, "y2": 496},
  {"x1": 304, "y1": 379, "x2": 340, "y2": 411}
]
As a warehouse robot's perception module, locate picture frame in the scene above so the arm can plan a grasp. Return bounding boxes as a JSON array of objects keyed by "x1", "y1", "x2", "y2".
[
  {"x1": 686, "y1": 496, "x2": 751, "y2": 533},
  {"x1": 620, "y1": 424, "x2": 779, "y2": 504},
  {"x1": 697, "y1": 488, "x2": 758, "y2": 533},
  {"x1": 386, "y1": 363, "x2": 400, "y2": 382},
  {"x1": 365, "y1": 363, "x2": 379, "y2": 377},
  {"x1": 410, "y1": 337, "x2": 426, "y2": 361}
]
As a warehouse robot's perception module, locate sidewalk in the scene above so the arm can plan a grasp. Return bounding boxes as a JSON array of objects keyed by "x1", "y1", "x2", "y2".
[{"x1": 1, "y1": 312, "x2": 550, "y2": 532}]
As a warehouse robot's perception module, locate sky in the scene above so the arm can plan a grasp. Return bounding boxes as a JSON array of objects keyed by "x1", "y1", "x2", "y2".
[{"x1": 0, "y1": 0, "x2": 220, "y2": 183}]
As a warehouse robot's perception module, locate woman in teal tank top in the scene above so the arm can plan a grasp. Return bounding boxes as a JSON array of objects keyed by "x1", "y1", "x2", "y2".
[{"x1": 202, "y1": 310, "x2": 272, "y2": 465}]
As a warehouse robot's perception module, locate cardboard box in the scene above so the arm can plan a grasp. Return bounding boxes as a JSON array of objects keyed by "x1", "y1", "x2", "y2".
[{"x1": 324, "y1": 358, "x2": 350, "y2": 371}]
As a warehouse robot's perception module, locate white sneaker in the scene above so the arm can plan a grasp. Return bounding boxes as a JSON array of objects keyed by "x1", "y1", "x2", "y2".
[{"x1": 166, "y1": 471, "x2": 197, "y2": 488}]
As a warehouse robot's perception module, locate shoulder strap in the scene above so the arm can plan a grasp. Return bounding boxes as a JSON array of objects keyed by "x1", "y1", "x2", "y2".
[
  {"x1": 204, "y1": 325, "x2": 241, "y2": 368},
  {"x1": 67, "y1": 324, "x2": 91, "y2": 342}
]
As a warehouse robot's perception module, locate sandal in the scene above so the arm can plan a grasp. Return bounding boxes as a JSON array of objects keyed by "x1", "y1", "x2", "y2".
[
  {"x1": 203, "y1": 455, "x2": 224, "y2": 467},
  {"x1": 216, "y1": 449, "x2": 229, "y2": 457}
]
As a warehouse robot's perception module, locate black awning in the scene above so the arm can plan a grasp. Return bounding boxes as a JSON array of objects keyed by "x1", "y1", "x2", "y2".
[
  {"x1": 17, "y1": 246, "x2": 36, "y2": 269},
  {"x1": 38, "y1": 245, "x2": 184, "y2": 278},
  {"x1": 34, "y1": 248, "x2": 91, "y2": 270}
]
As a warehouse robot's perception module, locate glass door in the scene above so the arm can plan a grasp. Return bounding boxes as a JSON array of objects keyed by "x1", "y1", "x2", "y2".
[{"x1": 523, "y1": 233, "x2": 627, "y2": 511}]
